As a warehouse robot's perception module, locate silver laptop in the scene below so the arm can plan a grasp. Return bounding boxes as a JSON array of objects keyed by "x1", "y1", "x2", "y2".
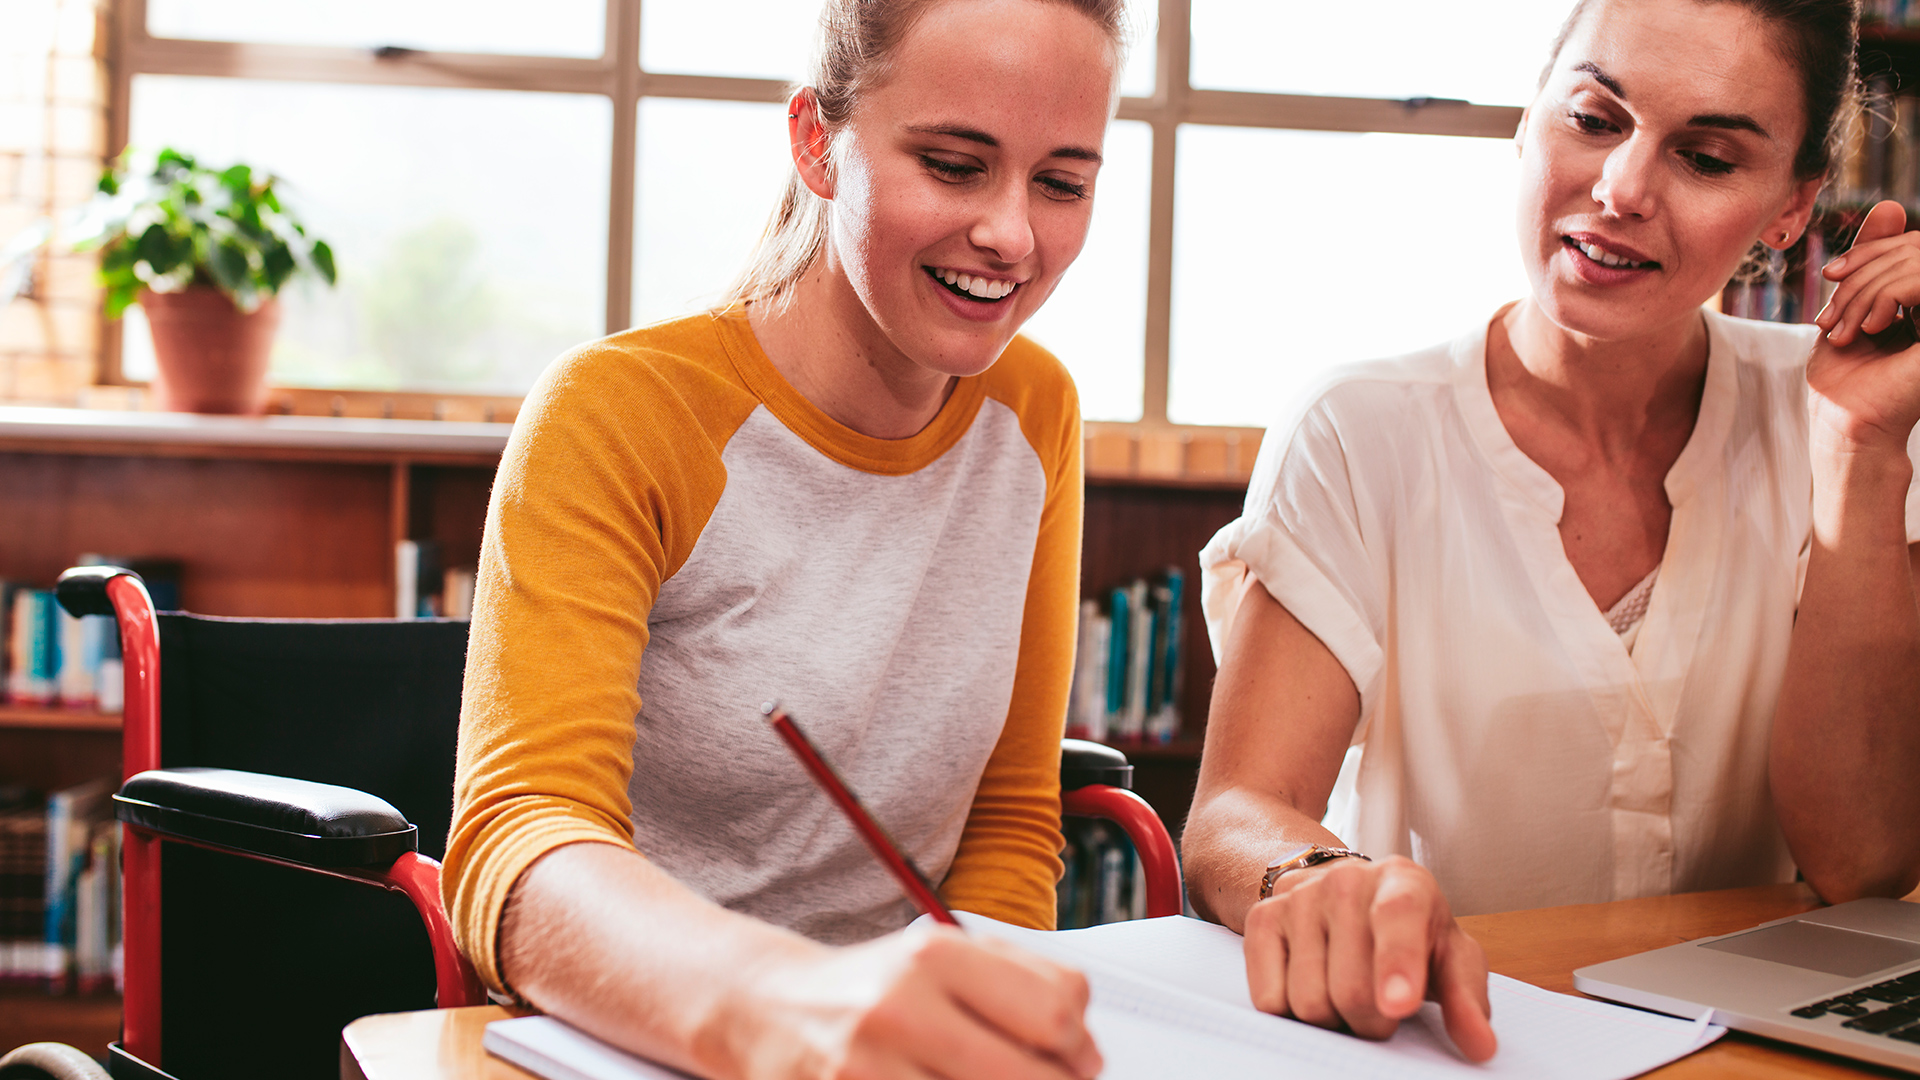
[{"x1": 1574, "y1": 898, "x2": 1920, "y2": 1073}]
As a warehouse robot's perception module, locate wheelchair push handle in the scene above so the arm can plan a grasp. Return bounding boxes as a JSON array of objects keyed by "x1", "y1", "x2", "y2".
[{"x1": 55, "y1": 563, "x2": 142, "y2": 618}]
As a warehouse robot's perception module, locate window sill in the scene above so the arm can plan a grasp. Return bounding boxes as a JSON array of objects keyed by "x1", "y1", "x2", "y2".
[
  {"x1": 32, "y1": 397, "x2": 1266, "y2": 483},
  {"x1": 1083, "y1": 421, "x2": 1263, "y2": 487},
  {"x1": 0, "y1": 404, "x2": 511, "y2": 464}
]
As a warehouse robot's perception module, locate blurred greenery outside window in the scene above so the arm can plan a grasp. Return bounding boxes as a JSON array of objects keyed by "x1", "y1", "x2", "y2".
[{"x1": 113, "y1": 0, "x2": 1569, "y2": 426}]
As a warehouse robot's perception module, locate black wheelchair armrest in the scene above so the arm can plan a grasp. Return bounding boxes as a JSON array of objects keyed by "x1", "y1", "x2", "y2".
[
  {"x1": 115, "y1": 767, "x2": 418, "y2": 869},
  {"x1": 1061, "y1": 738, "x2": 1134, "y2": 791}
]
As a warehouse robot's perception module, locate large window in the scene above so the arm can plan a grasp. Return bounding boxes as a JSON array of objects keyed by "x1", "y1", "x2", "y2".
[{"x1": 109, "y1": 0, "x2": 1573, "y2": 425}]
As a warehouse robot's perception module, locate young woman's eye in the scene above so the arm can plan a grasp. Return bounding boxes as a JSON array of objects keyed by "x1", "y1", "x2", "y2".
[
  {"x1": 1037, "y1": 176, "x2": 1090, "y2": 202},
  {"x1": 1681, "y1": 150, "x2": 1736, "y2": 176},
  {"x1": 1569, "y1": 111, "x2": 1616, "y2": 135},
  {"x1": 918, "y1": 154, "x2": 982, "y2": 181}
]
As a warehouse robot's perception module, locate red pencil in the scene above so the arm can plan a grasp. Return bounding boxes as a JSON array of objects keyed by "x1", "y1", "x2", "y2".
[{"x1": 761, "y1": 702, "x2": 961, "y2": 927}]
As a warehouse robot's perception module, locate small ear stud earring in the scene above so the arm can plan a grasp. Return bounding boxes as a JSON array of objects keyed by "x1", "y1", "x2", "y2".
[{"x1": 1782, "y1": 231, "x2": 1793, "y2": 245}]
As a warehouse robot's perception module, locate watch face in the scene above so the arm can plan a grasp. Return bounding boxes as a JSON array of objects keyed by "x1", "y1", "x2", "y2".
[{"x1": 1266, "y1": 844, "x2": 1321, "y2": 875}]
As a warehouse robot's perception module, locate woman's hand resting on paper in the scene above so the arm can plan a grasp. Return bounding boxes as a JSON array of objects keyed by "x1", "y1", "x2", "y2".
[
  {"x1": 1183, "y1": 579, "x2": 1497, "y2": 1063},
  {"x1": 1242, "y1": 854, "x2": 1497, "y2": 1062},
  {"x1": 1811, "y1": 199, "x2": 1920, "y2": 457},
  {"x1": 724, "y1": 926, "x2": 1104, "y2": 1080}
]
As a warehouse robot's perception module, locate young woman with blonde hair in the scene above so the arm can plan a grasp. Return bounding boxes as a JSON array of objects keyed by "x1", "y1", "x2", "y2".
[{"x1": 443, "y1": 2, "x2": 1127, "y2": 1077}]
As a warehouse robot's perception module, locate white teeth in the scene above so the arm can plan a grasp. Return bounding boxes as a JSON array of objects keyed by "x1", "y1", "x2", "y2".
[
  {"x1": 1577, "y1": 240, "x2": 1643, "y2": 268},
  {"x1": 931, "y1": 267, "x2": 1016, "y2": 300}
]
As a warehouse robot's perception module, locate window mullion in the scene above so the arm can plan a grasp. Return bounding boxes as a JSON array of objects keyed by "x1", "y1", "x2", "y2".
[
  {"x1": 1139, "y1": 0, "x2": 1190, "y2": 426},
  {"x1": 607, "y1": 0, "x2": 641, "y2": 333}
]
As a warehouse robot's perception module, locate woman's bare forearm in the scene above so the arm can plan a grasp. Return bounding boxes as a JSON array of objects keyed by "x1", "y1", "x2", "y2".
[
  {"x1": 1183, "y1": 786, "x2": 1346, "y2": 930},
  {"x1": 1182, "y1": 577, "x2": 1361, "y2": 930},
  {"x1": 499, "y1": 842, "x2": 820, "y2": 1080},
  {"x1": 1774, "y1": 437, "x2": 1920, "y2": 901}
]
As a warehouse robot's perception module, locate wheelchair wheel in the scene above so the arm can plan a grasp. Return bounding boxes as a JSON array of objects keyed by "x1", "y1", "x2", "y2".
[{"x1": 0, "y1": 1043, "x2": 111, "y2": 1080}]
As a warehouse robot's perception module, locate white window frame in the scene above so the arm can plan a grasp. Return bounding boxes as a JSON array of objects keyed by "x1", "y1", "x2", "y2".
[{"x1": 103, "y1": 0, "x2": 1521, "y2": 432}]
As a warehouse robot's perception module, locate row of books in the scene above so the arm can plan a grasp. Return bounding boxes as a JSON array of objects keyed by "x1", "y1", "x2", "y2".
[
  {"x1": 4, "y1": 581, "x2": 121, "y2": 711},
  {"x1": 1056, "y1": 817, "x2": 1150, "y2": 929},
  {"x1": 1066, "y1": 569, "x2": 1185, "y2": 745},
  {"x1": 1832, "y1": 77, "x2": 1920, "y2": 211},
  {"x1": 395, "y1": 539, "x2": 476, "y2": 620},
  {"x1": 1862, "y1": 1, "x2": 1920, "y2": 26},
  {"x1": 0, "y1": 778, "x2": 120, "y2": 993}
]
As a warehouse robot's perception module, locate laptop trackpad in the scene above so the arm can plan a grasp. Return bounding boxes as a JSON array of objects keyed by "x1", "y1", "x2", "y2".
[{"x1": 1701, "y1": 920, "x2": 1920, "y2": 978}]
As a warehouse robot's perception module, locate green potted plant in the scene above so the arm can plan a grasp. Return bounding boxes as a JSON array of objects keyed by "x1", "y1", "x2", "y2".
[{"x1": 69, "y1": 148, "x2": 336, "y2": 414}]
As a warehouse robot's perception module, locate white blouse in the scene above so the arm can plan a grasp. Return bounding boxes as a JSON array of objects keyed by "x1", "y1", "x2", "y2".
[{"x1": 1200, "y1": 309, "x2": 1920, "y2": 917}]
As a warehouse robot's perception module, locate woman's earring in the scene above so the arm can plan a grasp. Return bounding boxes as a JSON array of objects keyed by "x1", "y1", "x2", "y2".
[{"x1": 1782, "y1": 230, "x2": 1793, "y2": 246}]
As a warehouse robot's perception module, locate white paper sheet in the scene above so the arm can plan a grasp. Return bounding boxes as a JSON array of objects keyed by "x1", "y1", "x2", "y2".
[
  {"x1": 483, "y1": 913, "x2": 1723, "y2": 1080},
  {"x1": 484, "y1": 1017, "x2": 694, "y2": 1080},
  {"x1": 957, "y1": 912, "x2": 1724, "y2": 1080}
]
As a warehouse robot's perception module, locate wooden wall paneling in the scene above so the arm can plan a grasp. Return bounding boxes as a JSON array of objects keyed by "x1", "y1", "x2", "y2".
[
  {"x1": 413, "y1": 463, "x2": 495, "y2": 579},
  {"x1": 0, "y1": 451, "x2": 394, "y2": 617},
  {"x1": 0, "y1": 728, "x2": 119, "y2": 791}
]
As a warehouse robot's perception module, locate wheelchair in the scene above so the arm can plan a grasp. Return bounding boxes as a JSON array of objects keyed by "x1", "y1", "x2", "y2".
[{"x1": 2, "y1": 565, "x2": 1181, "y2": 1080}]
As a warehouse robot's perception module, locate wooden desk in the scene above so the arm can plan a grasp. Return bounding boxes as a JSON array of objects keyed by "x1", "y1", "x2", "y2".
[{"x1": 341, "y1": 884, "x2": 1909, "y2": 1080}]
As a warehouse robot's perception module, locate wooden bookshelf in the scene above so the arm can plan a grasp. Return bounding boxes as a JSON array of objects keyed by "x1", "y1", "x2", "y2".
[
  {"x1": 1082, "y1": 476, "x2": 1248, "y2": 841},
  {"x1": 0, "y1": 988, "x2": 120, "y2": 1063},
  {"x1": 0, "y1": 704, "x2": 122, "y2": 732}
]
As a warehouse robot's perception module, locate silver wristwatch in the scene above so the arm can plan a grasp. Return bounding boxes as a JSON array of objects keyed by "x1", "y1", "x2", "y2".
[{"x1": 1258, "y1": 844, "x2": 1372, "y2": 899}]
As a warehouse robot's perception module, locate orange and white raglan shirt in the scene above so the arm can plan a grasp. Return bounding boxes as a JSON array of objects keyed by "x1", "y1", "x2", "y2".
[{"x1": 443, "y1": 306, "x2": 1082, "y2": 995}]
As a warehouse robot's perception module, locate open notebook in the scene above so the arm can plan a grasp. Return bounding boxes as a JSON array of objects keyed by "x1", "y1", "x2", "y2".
[{"x1": 483, "y1": 912, "x2": 1723, "y2": 1080}]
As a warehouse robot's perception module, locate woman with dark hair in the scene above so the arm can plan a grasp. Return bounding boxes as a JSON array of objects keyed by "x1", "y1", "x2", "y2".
[
  {"x1": 1184, "y1": 0, "x2": 1919, "y2": 1058},
  {"x1": 442, "y1": 1, "x2": 1127, "y2": 1077}
]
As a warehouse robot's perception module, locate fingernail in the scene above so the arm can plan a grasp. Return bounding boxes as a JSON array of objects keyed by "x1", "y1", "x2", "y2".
[{"x1": 1383, "y1": 973, "x2": 1414, "y2": 1008}]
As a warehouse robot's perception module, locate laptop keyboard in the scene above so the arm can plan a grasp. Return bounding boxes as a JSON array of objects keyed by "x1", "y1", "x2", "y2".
[{"x1": 1791, "y1": 972, "x2": 1920, "y2": 1042}]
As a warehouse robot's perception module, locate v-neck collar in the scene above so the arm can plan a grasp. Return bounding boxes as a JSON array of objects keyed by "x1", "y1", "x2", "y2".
[
  {"x1": 1448, "y1": 306, "x2": 1739, "y2": 742},
  {"x1": 1448, "y1": 307, "x2": 1738, "y2": 525}
]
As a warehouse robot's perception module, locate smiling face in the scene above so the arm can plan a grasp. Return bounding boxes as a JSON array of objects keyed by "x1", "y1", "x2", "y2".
[
  {"x1": 813, "y1": 0, "x2": 1118, "y2": 379},
  {"x1": 1517, "y1": 0, "x2": 1822, "y2": 341}
]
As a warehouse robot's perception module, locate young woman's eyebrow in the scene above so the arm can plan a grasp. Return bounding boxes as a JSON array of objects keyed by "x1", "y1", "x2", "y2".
[
  {"x1": 906, "y1": 123, "x2": 1102, "y2": 164},
  {"x1": 1571, "y1": 61, "x2": 1771, "y2": 140}
]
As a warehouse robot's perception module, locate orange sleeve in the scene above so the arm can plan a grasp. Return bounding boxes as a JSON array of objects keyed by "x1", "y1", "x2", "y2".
[
  {"x1": 441, "y1": 324, "x2": 754, "y2": 995},
  {"x1": 938, "y1": 340, "x2": 1083, "y2": 930}
]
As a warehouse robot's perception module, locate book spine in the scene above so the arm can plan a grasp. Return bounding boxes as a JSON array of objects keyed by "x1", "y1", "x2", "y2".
[
  {"x1": 1066, "y1": 600, "x2": 1109, "y2": 741},
  {"x1": 443, "y1": 566, "x2": 476, "y2": 620},
  {"x1": 55, "y1": 611, "x2": 111, "y2": 709},
  {"x1": 1151, "y1": 569, "x2": 1185, "y2": 743},
  {"x1": 74, "y1": 821, "x2": 117, "y2": 993},
  {"x1": 44, "y1": 791, "x2": 74, "y2": 990},
  {"x1": 1097, "y1": 835, "x2": 1127, "y2": 925},
  {"x1": 395, "y1": 540, "x2": 421, "y2": 620},
  {"x1": 1123, "y1": 579, "x2": 1151, "y2": 739},
  {"x1": 7, "y1": 590, "x2": 58, "y2": 705},
  {"x1": 1104, "y1": 587, "x2": 1129, "y2": 737},
  {"x1": 1084, "y1": 615, "x2": 1110, "y2": 742},
  {"x1": 1, "y1": 809, "x2": 48, "y2": 989}
]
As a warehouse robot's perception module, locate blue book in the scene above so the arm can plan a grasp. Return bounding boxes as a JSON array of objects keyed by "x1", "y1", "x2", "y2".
[{"x1": 1105, "y1": 586, "x2": 1129, "y2": 731}]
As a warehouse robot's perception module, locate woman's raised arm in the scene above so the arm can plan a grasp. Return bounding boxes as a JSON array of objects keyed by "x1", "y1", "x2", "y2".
[{"x1": 1776, "y1": 200, "x2": 1920, "y2": 902}]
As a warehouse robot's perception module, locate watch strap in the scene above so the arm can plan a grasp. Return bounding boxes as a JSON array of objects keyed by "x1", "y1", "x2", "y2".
[{"x1": 1259, "y1": 845, "x2": 1372, "y2": 899}]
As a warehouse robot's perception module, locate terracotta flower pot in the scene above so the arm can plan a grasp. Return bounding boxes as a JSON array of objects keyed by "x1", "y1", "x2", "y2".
[{"x1": 139, "y1": 286, "x2": 281, "y2": 415}]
